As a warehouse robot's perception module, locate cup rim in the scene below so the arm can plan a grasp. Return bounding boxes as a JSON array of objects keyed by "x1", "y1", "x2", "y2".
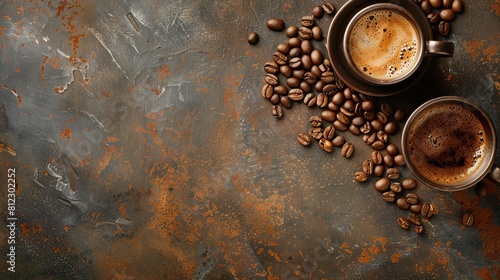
[
  {"x1": 342, "y1": 3, "x2": 426, "y2": 85},
  {"x1": 401, "y1": 96, "x2": 497, "y2": 192}
]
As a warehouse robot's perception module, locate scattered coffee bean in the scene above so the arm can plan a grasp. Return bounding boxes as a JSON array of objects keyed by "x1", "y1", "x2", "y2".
[
  {"x1": 427, "y1": 12, "x2": 441, "y2": 25},
  {"x1": 262, "y1": 84, "x2": 273, "y2": 99},
  {"x1": 289, "y1": 57, "x2": 302, "y2": 69},
  {"x1": 310, "y1": 116, "x2": 323, "y2": 127},
  {"x1": 264, "y1": 61, "x2": 279, "y2": 74},
  {"x1": 319, "y1": 138, "x2": 333, "y2": 152},
  {"x1": 438, "y1": 21, "x2": 451, "y2": 36},
  {"x1": 301, "y1": 40, "x2": 313, "y2": 55},
  {"x1": 301, "y1": 15, "x2": 315, "y2": 28},
  {"x1": 375, "y1": 177, "x2": 390, "y2": 192},
  {"x1": 443, "y1": 0, "x2": 453, "y2": 8},
  {"x1": 322, "y1": 2, "x2": 335, "y2": 15},
  {"x1": 393, "y1": 108, "x2": 406, "y2": 122},
  {"x1": 414, "y1": 225, "x2": 425, "y2": 234},
  {"x1": 321, "y1": 110, "x2": 336, "y2": 122},
  {"x1": 288, "y1": 88, "x2": 304, "y2": 101},
  {"x1": 273, "y1": 52, "x2": 288, "y2": 65},
  {"x1": 386, "y1": 144, "x2": 399, "y2": 156},
  {"x1": 321, "y1": 71, "x2": 335, "y2": 83},
  {"x1": 376, "y1": 130, "x2": 388, "y2": 143},
  {"x1": 341, "y1": 142, "x2": 354, "y2": 158},
  {"x1": 429, "y1": 0, "x2": 442, "y2": 9},
  {"x1": 462, "y1": 212, "x2": 474, "y2": 227},
  {"x1": 333, "y1": 120, "x2": 348, "y2": 131},
  {"x1": 298, "y1": 26, "x2": 313, "y2": 39},
  {"x1": 396, "y1": 197, "x2": 410, "y2": 210},
  {"x1": 408, "y1": 213, "x2": 423, "y2": 226},
  {"x1": 382, "y1": 191, "x2": 396, "y2": 202},
  {"x1": 387, "y1": 167, "x2": 400, "y2": 179},
  {"x1": 269, "y1": 93, "x2": 280, "y2": 105},
  {"x1": 267, "y1": 18, "x2": 285, "y2": 31},
  {"x1": 410, "y1": 203, "x2": 422, "y2": 214},
  {"x1": 394, "y1": 154, "x2": 406, "y2": 166},
  {"x1": 390, "y1": 182, "x2": 403, "y2": 193},
  {"x1": 383, "y1": 154, "x2": 395, "y2": 167},
  {"x1": 402, "y1": 178, "x2": 417, "y2": 190},
  {"x1": 406, "y1": 193, "x2": 419, "y2": 205},
  {"x1": 452, "y1": 0, "x2": 464, "y2": 13},
  {"x1": 373, "y1": 165, "x2": 385, "y2": 177},
  {"x1": 397, "y1": 217, "x2": 410, "y2": 230},
  {"x1": 376, "y1": 112, "x2": 388, "y2": 124},
  {"x1": 272, "y1": 105, "x2": 283, "y2": 118},
  {"x1": 309, "y1": 127, "x2": 323, "y2": 140},
  {"x1": 312, "y1": 26, "x2": 323, "y2": 40},
  {"x1": 421, "y1": 0, "x2": 433, "y2": 14},
  {"x1": 421, "y1": 203, "x2": 434, "y2": 218},
  {"x1": 276, "y1": 43, "x2": 290, "y2": 54},
  {"x1": 323, "y1": 125, "x2": 336, "y2": 140},
  {"x1": 303, "y1": 93, "x2": 317, "y2": 107},
  {"x1": 265, "y1": 73, "x2": 279, "y2": 85},
  {"x1": 363, "y1": 159, "x2": 374, "y2": 176},
  {"x1": 354, "y1": 171, "x2": 368, "y2": 182},
  {"x1": 349, "y1": 124, "x2": 361, "y2": 135},
  {"x1": 332, "y1": 135, "x2": 345, "y2": 147},
  {"x1": 312, "y1": 5, "x2": 325, "y2": 18},
  {"x1": 440, "y1": 9, "x2": 455, "y2": 21},
  {"x1": 248, "y1": 32, "x2": 259, "y2": 45},
  {"x1": 286, "y1": 25, "x2": 299, "y2": 37},
  {"x1": 297, "y1": 133, "x2": 311, "y2": 146},
  {"x1": 280, "y1": 96, "x2": 292, "y2": 108},
  {"x1": 384, "y1": 121, "x2": 398, "y2": 135},
  {"x1": 372, "y1": 140, "x2": 386, "y2": 150},
  {"x1": 288, "y1": 37, "x2": 301, "y2": 47},
  {"x1": 371, "y1": 119, "x2": 384, "y2": 132}
]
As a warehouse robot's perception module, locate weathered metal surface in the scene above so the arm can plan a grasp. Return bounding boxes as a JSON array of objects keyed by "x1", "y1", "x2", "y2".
[{"x1": 0, "y1": 0, "x2": 498, "y2": 279}]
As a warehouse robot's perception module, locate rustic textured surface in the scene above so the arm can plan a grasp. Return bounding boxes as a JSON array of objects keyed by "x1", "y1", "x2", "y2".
[{"x1": 0, "y1": 0, "x2": 498, "y2": 279}]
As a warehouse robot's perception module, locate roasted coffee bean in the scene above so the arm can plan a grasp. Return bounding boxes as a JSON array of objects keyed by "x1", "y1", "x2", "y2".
[
  {"x1": 462, "y1": 212, "x2": 474, "y2": 227},
  {"x1": 380, "y1": 102, "x2": 395, "y2": 116},
  {"x1": 265, "y1": 73, "x2": 279, "y2": 86},
  {"x1": 373, "y1": 165, "x2": 385, "y2": 177},
  {"x1": 328, "y1": 102, "x2": 340, "y2": 113},
  {"x1": 376, "y1": 112, "x2": 388, "y2": 124},
  {"x1": 298, "y1": 27, "x2": 313, "y2": 40},
  {"x1": 410, "y1": 203, "x2": 422, "y2": 214},
  {"x1": 274, "y1": 85, "x2": 288, "y2": 96},
  {"x1": 310, "y1": 50, "x2": 323, "y2": 65},
  {"x1": 390, "y1": 182, "x2": 403, "y2": 193},
  {"x1": 440, "y1": 9, "x2": 455, "y2": 21},
  {"x1": 312, "y1": 26, "x2": 323, "y2": 40},
  {"x1": 360, "y1": 122, "x2": 372, "y2": 135},
  {"x1": 408, "y1": 213, "x2": 423, "y2": 226},
  {"x1": 286, "y1": 77, "x2": 301, "y2": 88},
  {"x1": 269, "y1": 93, "x2": 280, "y2": 105},
  {"x1": 341, "y1": 142, "x2": 354, "y2": 158},
  {"x1": 385, "y1": 144, "x2": 399, "y2": 156},
  {"x1": 264, "y1": 61, "x2": 279, "y2": 74},
  {"x1": 294, "y1": 69, "x2": 306, "y2": 80},
  {"x1": 309, "y1": 127, "x2": 323, "y2": 140},
  {"x1": 376, "y1": 130, "x2": 388, "y2": 143},
  {"x1": 406, "y1": 193, "x2": 419, "y2": 205},
  {"x1": 372, "y1": 141, "x2": 386, "y2": 150},
  {"x1": 297, "y1": 132, "x2": 311, "y2": 146},
  {"x1": 289, "y1": 57, "x2": 302, "y2": 69},
  {"x1": 301, "y1": 15, "x2": 315, "y2": 28},
  {"x1": 312, "y1": 5, "x2": 325, "y2": 18},
  {"x1": 361, "y1": 100, "x2": 375, "y2": 111},
  {"x1": 280, "y1": 96, "x2": 292, "y2": 108},
  {"x1": 341, "y1": 106, "x2": 355, "y2": 118},
  {"x1": 438, "y1": 21, "x2": 451, "y2": 36},
  {"x1": 314, "y1": 80, "x2": 325, "y2": 92},
  {"x1": 333, "y1": 120, "x2": 348, "y2": 131},
  {"x1": 375, "y1": 177, "x2": 390, "y2": 192},
  {"x1": 475, "y1": 182, "x2": 488, "y2": 197},
  {"x1": 311, "y1": 65, "x2": 322, "y2": 78},
  {"x1": 321, "y1": 110, "x2": 336, "y2": 122},
  {"x1": 354, "y1": 102, "x2": 363, "y2": 116},
  {"x1": 288, "y1": 37, "x2": 302, "y2": 47},
  {"x1": 452, "y1": 0, "x2": 464, "y2": 13},
  {"x1": 276, "y1": 43, "x2": 290, "y2": 54},
  {"x1": 337, "y1": 112, "x2": 351, "y2": 125},
  {"x1": 286, "y1": 26, "x2": 299, "y2": 37},
  {"x1": 343, "y1": 87, "x2": 353, "y2": 99},
  {"x1": 323, "y1": 84, "x2": 338, "y2": 96},
  {"x1": 304, "y1": 72, "x2": 318, "y2": 84},
  {"x1": 343, "y1": 100, "x2": 356, "y2": 112},
  {"x1": 323, "y1": 125, "x2": 336, "y2": 140},
  {"x1": 369, "y1": 119, "x2": 383, "y2": 132},
  {"x1": 310, "y1": 116, "x2": 323, "y2": 127},
  {"x1": 289, "y1": 47, "x2": 302, "y2": 58},
  {"x1": 402, "y1": 178, "x2": 417, "y2": 190},
  {"x1": 322, "y1": 2, "x2": 335, "y2": 15},
  {"x1": 267, "y1": 18, "x2": 285, "y2": 31},
  {"x1": 353, "y1": 116, "x2": 366, "y2": 127},
  {"x1": 421, "y1": 203, "x2": 434, "y2": 218},
  {"x1": 363, "y1": 159, "x2": 374, "y2": 176},
  {"x1": 324, "y1": 58, "x2": 332, "y2": 70},
  {"x1": 349, "y1": 124, "x2": 361, "y2": 135},
  {"x1": 414, "y1": 225, "x2": 425, "y2": 234},
  {"x1": 396, "y1": 198, "x2": 410, "y2": 210},
  {"x1": 354, "y1": 171, "x2": 368, "y2": 182},
  {"x1": 272, "y1": 105, "x2": 283, "y2": 118},
  {"x1": 301, "y1": 40, "x2": 313, "y2": 55},
  {"x1": 332, "y1": 135, "x2": 345, "y2": 147},
  {"x1": 394, "y1": 108, "x2": 405, "y2": 122},
  {"x1": 288, "y1": 88, "x2": 304, "y2": 101},
  {"x1": 420, "y1": 0, "x2": 433, "y2": 14},
  {"x1": 364, "y1": 110, "x2": 376, "y2": 121},
  {"x1": 273, "y1": 52, "x2": 288, "y2": 65},
  {"x1": 430, "y1": 0, "x2": 442, "y2": 8},
  {"x1": 247, "y1": 32, "x2": 259, "y2": 45},
  {"x1": 332, "y1": 91, "x2": 345, "y2": 105},
  {"x1": 316, "y1": 93, "x2": 328, "y2": 108},
  {"x1": 321, "y1": 71, "x2": 335, "y2": 83},
  {"x1": 262, "y1": 84, "x2": 273, "y2": 99},
  {"x1": 386, "y1": 167, "x2": 400, "y2": 179},
  {"x1": 383, "y1": 154, "x2": 394, "y2": 167},
  {"x1": 382, "y1": 191, "x2": 396, "y2": 202},
  {"x1": 303, "y1": 93, "x2": 317, "y2": 107},
  {"x1": 397, "y1": 217, "x2": 410, "y2": 230},
  {"x1": 384, "y1": 121, "x2": 398, "y2": 135},
  {"x1": 280, "y1": 65, "x2": 292, "y2": 77},
  {"x1": 427, "y1": 12, "x2": 441, "y2": 25},
  {"x1": 363, "y1": 132, "x2": 376, "y2": 145},
  {"x1": 371, "y1": 151, "x2": 383, "y2": 165},
  {"x1": 394, "y1": 154, "x2": 406, "y2": 166},
  {"x1": 319, "y1": 138, "x2": 333, "y2": 152}
]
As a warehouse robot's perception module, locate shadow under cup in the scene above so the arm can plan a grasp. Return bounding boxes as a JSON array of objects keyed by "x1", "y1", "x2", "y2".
[{"x1": 401, "y1": 97, "x2": 498, "y2": 191}]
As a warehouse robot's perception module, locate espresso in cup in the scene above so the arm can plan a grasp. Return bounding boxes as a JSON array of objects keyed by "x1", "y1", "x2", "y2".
[{"x1": 348, "y1": 8, "x2": 420, "y2": 83}]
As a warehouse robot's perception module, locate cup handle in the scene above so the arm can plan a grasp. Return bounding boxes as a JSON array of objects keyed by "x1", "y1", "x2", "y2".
[
  {"x1": 486, "y1": 164, "x2": 500, "y2": 185},
  {"x1": 425, "y1": 40, "x2": 454, "y2": 57}
]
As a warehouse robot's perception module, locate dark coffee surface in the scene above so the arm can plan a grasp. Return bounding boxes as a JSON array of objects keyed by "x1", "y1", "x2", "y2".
[{"x1": 408, "y1": 104, "x2": 486, "y2": 184}]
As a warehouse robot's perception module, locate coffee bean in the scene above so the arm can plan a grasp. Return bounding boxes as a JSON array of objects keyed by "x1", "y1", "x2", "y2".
[
  {"x1": 333, "y1": 120, "x2": 348, "y2": 131},
  {"x1": 406, "y1": 193, "x2": 419, "y2": 205},
  {"x1": 414, "y1": 225, "x2": 425, "y2": 234},
  {"x1": 383, "y1": 154, "x2": 394, "y2": 167},
  {"x1": 351, "y1": 93, "x2": 361, "y2": 103},
  {"x1": 376, "y1": 112, "x2": 388, "y2": 124},
  {"x1": 262, "y1": 84, "x2": 273, "y2": 99},
  {"x1": 312, "y1": 5, "x2": 325, "y2": 18},
  {"x1": 322, "y1": 2, "x2": 335, "y2": 15},
  {"x1": 316, "y1": 93, "x2": 328, "y2": 108},
  {"x1": 297, "y1": 133, "x2": 311, "y2": 146},
  {"x1": 321, "y1": 110, "x2": 336, "y2": 122},
  {"x1": 380, "y1": 102, "x2": 395, "y2": 116},
  {"x1": 341, "y1": 142, "x2": 354, "y2": 158},
  {"x1": 264, "y1": 73, "x2": 279, "y2": 86},
  {"x1": 310, "y1": 116, "x2": 323, "y2": 127},
  {"x1": 373, "y1": 165, "x2": 385, "y2": 177},
  {"x1": 475, "y1": 182, "x2": 488, "y2": 197},
  {"x1": 304, "y1": 72, "x2": 318, "y2": 84},
  {"x1": 429, "y1": 0, "x2": 442, "y2": 8},
  {"x1": 280, "y1": 65, "x2": 292, "y2": 77},
  {"x1": 375, "y1": 177, "x2": 390, "y2": 192},
  {"x1": 301, "y1": 15, "x2": 315, "y2": 28},
  {"x1": 276, "y1": 43, "x2": 290, "y2": 54},
  {"x1": 420, "y1": 0, "x2": 433, "y2": 14},
  {"x1": 289, "y1": 57, "x2": 302, "y2": 69},
  {"x1": 394, "y1": 154, "x2": 406, "y2": 166},
  {"x1": 372, "y1": 141, "x2": 386, "y2": 150},
  {"x1": 376, "y1": 130, "x2": 388, "y2": 143},
  {"x1": 264, "y1": 61, "x2": 279, "y2": 74},
  {"x1": 269, "y1": 93, "x2": 280, "y2": 105},
  {"x1": 386, "y1": 167, "x2": 400, "y2": 179},
  {"x1": 280, "y1": 95, "x2": 292, "y2": 108},
  {"x1": 288, "y1": 88, "x2": 304, "y2": 101},
  {"x1": 332, "y1": 135, "x2": 345, "y2": 147},
  {"x1": 332, "y1": 91, "x2": 345, "y2": 105},
  {"x1": 247, "y1": 32, "x2": 259, "y2": 45},
  {"x1": 273, "y1": 52, "x2": 288, "y2": 65},
  {"x1": 301, "y1": 40, "x2": 313, "y2": 55},
  {"x1": 287, "y1": 77, "x2": 301, "y2": 88},
  {"x1": 298, "y1": 27, "x2": 313, "y2": 40},
  {"x1": 394, "y1": 108, "x2": 406, "y2": 122},
  {"x1": 370, "y1": 151, "x2": 383, "y2": 165},
  {"x1": 311, "y1": 65, "x2": 322, "y2": 78},
  {"x1": 452, "y1": 0, "x2": 464, "y2": 13},
  {"x1": 323, "y1": 125, "x2": 336, "y2": 140},
  {"x1": 410, "y1": 203, "x2": 422, "y2": 214},
  {"x1": 312, "y1": 26, "x2": 323, "y2": 40},
  {"x1": 288, "y1": 37, "x2": 302, "y2": 48},
  {"x1": 438, "y1": 21, "x2": 451, "y2": 36},
  {"x1": 408, "y1": 213, "x2": 423, "y2": 226},
  {"x1": 321, "y1": 71, "x2": 335, "y2": 83},
  {"x1": 396, "y1": 198, "x2": 410, "y2": 210},
  {"x1": 272, "y1": 105, "x2": 283, "y2": 118},
  {"x1": 323, "y1": 84, "x2": 338, "y2": 96},
  {"x1": 310, "y1": 50, "x2": 323, "y2": 65},
  {"x1": 349, "y1": 124, "x2": 361, "y2": 135},
  {"x1": 267, "y1": 18, "x2": 285, "y2": 31},
  {"x1": 421, "y1": 203, "x2": 434, "y2": 218},
  {"x1": 354, "y1": 171, "x2": 368, "y2": 182},
  {"x1": 440, "y1": 9, "x2": 455, "y2": 21},
  {"x1": 385, "y1": 144, "x2": 399, "y2": 156},
  {"x1": 315, "y1": 80, "x2": 325, "y2": 92},
  {"x1": 361, "y1": 100, "x2": 375, "y2": 111},
  {"x1": 427, "y1": 12, "x2": 441, "y2": 24},
  {"x1": 360, "y1": 122, "x2": 372, "y2": 135},
  {"x1": 397, "y1": 217, "x2": 410, "y2": 230},
  {"x1": 274, "y1": 85, "x2": 288, "y2": 96},
  {"x1": 289, "y1": 47, "x2": 302, "y2": 58},
  {"x1": 382, "y1": 191, "x2": 396, "y2": 202},
  {"x1": 363, "y1": 159, "x2": 374, "y2": 176},
  {"x1": 402, "y1": 178, "x2": 417, "y2": 190},
  {"x1": 336, "y1": 112, "x2": 351, "y2": 125},
  {"x1": 294, "y1": 69, "x2": 306, "y2": 80},
  {"x1": 462, "y1": 212, "x2": 474, "y2": 227},
  {"x1": 364, "y1": 110, "x2": 376, "y2": 121},
  {"x1": 352, "y1": 116, "x2": 366, "y2": 127},
  {"x1": 303, "y1": 93, "x2": 317, "y2": 107},
  {"x1": 343, "y1": 100, "x2": 356, "y2": 112},
  {"x1": 363, "y1": 132, "x2": 376, "y2": 145},
  {"x1": 309, "y1": 127, "x2": 323, "y2": 140},
  {"x1": 384, "y1": 121, "x2": 398, "y2": 135},
  {"x1": 286, "y1": 26, "x2": 299, "y2": 37},
  {"x1": 390, "y1": 182, "x2": 403, "y2": 193},
  {"x1": 369, "y1": 119, "x2": 383, "y2": 132},
  {"x1": 319, "y1": 138, "x2": 333, "y2": 152}
]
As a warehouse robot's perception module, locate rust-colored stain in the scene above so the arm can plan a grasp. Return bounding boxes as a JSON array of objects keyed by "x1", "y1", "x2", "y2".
[
  {"x1": 157, "y1": 64, "x2": 171, "y2": 80},
  {"x1": 41, "y1": 55, "x2": 49, "y2": 86},
  {"x1": 20, "y1": 221, "x2": 44, "y2": 238},
  {"x1": 60, "y1": 127, "x2": 72, "y2": 139},
  {"x1": 465, "y1": 39, "x2": 485, "y2": 60},
  {"x1": 390, "y1": 252, "x2": 402, "y2": 263},
  {"x1": 493, "y1": 0, "x2": 500, "y2": 15}
]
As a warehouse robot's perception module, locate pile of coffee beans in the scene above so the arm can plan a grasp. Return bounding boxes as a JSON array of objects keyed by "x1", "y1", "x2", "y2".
[{"x1": 415, "y1": 0, "x2": 464, "y2": 36}]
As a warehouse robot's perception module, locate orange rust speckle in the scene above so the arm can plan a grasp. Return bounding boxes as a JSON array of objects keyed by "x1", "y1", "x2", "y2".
[
  {"x1": 14, "y1": 67, "x2": 21, "y2": 72},
  {"x1": 370, "y1": 236, "x2": 387, "y2": 252},
  {"x1": 20, "y1": 222, "x2": 43, "y2": 238},
  {"x1": 17, "y1": 95, "x2": 22, "y2": 107},
  {"x1": 465, "y1": 39, "x2": 484, "y2": 60},
  {"x1": 268, "y1": 249, "x2": 282, "y2": 262},
  {"x1": 119, "y1": 203, "x2": 128, "y2": 219},
  {"x1": 49, "y1": 57, "x2": 62, "y2": 69},
  {"x1": 102, "y1": 90, "x2": 111, "y2": 97},
  {"x1": 358, "y1": 248, "x2": 372, "y2": 263},
  {"x1": 106, "y1": 136, "x2": 120, "y2": 143},
  {"x1": 60, "y1": 127, "x2": 72, "y2": 139},
  {"x1": 368, "y1": 245, "x2": 380, "y2": 255},
  {"x1": 41, "y1": 55, "x2": 49, "y2": 86},
  {"x1": 91, "y1": 212, "x2": 101, "y2": 219},
  {"x1": 157, "y1": 64, "x2": 171, "y2": 80},
  {"x1": 483, "y1": 45, "x2": 498, "y2": 62},
  {"x1": 283, "y1": 2, "x2": 293, "y2": 12},
  {"x1": 476, "y1": 266, "x2": 495, "y2": 280},
  {"x1": 63, "y1": 226, "x2": 70, "y2": 232},
  {"x1": 96, "y1": 145, "x2": 117, "y2": 176},
  {"x1": 390, "y1": 252, "x2": 402, "y2": 263},
  {"x1": 341, "y1": 242, "x2": 353, "y2": 254},
  {"x1": 426, "y1": 263, "x2": 435, "y2": 273},
  {"x1": 493, "y1": 0, "x2": 500, "y2": 16}
]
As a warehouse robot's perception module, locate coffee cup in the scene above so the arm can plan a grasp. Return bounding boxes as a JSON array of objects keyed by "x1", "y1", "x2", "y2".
[
  {"x1": 401, "y1": 96, "x2": 500, "y2": 191},
  {"x1": 327, "y1": 0, "x2": 454, "y2": 96}
]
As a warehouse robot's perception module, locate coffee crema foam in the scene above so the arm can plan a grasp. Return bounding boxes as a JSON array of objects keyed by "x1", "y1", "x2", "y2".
[
  {"x1": 348, "y1": 9, "x2": 419, "y2": 81},
  {"x1": 407, "y1": 104, "x2": 487, "y2": 185}
]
